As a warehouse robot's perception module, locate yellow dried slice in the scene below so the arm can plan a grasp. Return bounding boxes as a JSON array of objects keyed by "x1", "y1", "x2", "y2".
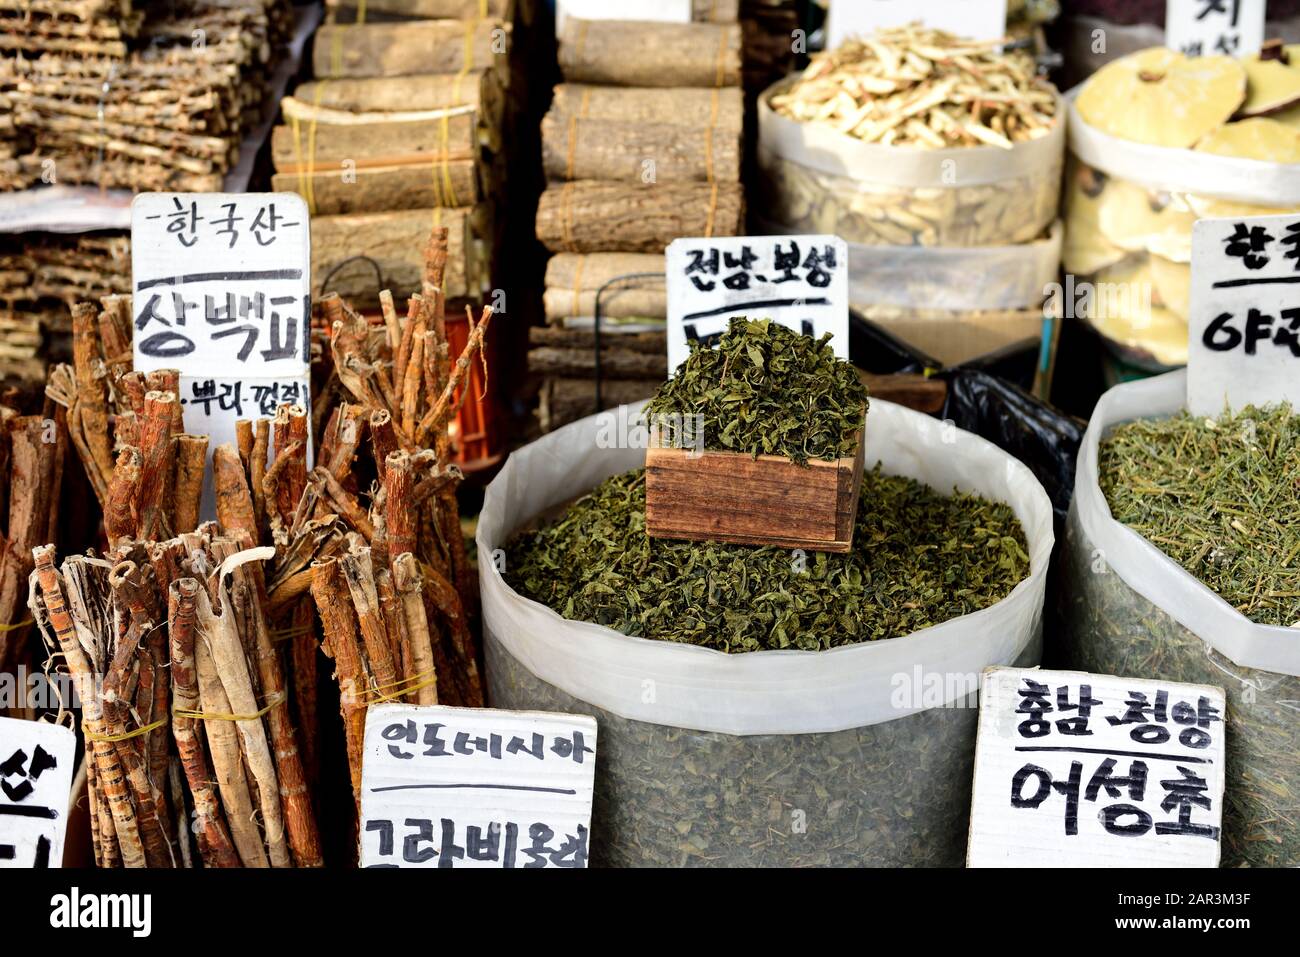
[
  {"x1": 1085, "y1": 261, "x2": 1188, "y2": 366},
  {"x1": 1076, "y1": 47, "x2": 1246, "y2": 147},
  {"x1": 1196, "y1": 116, "x2": 1300, "y2": 161},
  {"x1": 1062, "y1": 161, "x2": 1127, "y2": 275},
  {"x1": 1181, "y1": 193, "x2": 1291, "y2": 219},
  {"x1": 1149, "y1": 255, "x2": 1191, "y2": 319},
  {"x1": 1241, "y1": 42, "x2": 1300, "y2": 115},
  {"x1": 1096, "y1": 179, "x2": 1196, "y2": 263}
]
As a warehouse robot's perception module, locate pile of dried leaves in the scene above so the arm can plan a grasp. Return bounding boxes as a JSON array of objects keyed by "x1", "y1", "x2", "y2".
[
  {"x1": 645, "y1": 317, "x2": 868, "y2": 466},
  {"x1": 506, "y1": 466, "x2": 1030, "y2": 652},
  {"x1": 1100, "y1": 403, "x2": 1300, "y2": 627}
]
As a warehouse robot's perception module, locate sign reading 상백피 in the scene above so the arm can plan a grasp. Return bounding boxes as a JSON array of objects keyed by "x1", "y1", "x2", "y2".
[
  {"x1": 1187, "y1": 214, "x2": 1300, "y2": 416},
  {"x1": 131, "y1": 192, "x2": 312, "y2": 515},
  {"x1": 1166, "y1": 0, "x2": 1266, "y2": 59},
  {"x1": 359, "y1": 704, "x2": 597, "y2": 869},
  {"x1": 0, "y1": 717, "x2": 75, "y2": 869},
  {"x1": 966, "y1": 668, "x2": 1226, "y2": 868},
  {"x1": 827, "y1": 0, "x2": 1008, "y2": 50},
  {"x1": 665, "y1": 235, "x2": 849, "y2": 374}
]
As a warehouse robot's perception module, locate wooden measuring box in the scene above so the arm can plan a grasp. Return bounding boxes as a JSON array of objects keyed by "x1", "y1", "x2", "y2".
[{"x1": 644, "y1": 425, "x2": 865, "y2": 553}]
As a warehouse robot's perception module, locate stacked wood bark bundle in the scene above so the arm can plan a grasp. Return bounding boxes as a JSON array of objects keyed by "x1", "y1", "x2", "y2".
[
  {"x1": 0, "y1": 392, "x2": 66, "y2": 679},
  {"x1": 531, "y1": 14, "x2": 745, "y2": 432},
  {"x1": 272, "y1": 5, "x2": 513, "y2": 308},
  {"x1": 29, "y1": 229, "x2": 488, "y2": 865},
  {"x1": 0, "y1": 232, "x2": 130, "y2": 382},
  {"x1": 739, "y1": 0, "x2": 800, "y2": 98},
  {"x1": 1, "y1": 0, "x2": 292, "y2": 191},
  {"x1": 0, "y1": 0, "x2": 141, "y2": 59}
]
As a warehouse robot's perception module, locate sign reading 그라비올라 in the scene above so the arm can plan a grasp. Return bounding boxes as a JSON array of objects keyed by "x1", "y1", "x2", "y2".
[
  {"x1": 0, "y1": 717, "x2": 75, "y2": 868},
  {"x1": 1166, "y1": 0, "x2": 1266, "y2": 59},
  {"x1": 131, "y1": 192, "x2": 312, "y2": 515},
  {"x1": 1187, "y1": 214, "x2": 1300, "y2": 416},
  {"x1": 665, "y1": 235, "x2": 849, "y2": 373},
  {"x1": 966, "y1": 668, "x2": 1226, "y2": 868},
  {"x1": 359, "y1": 704, "x2": 597, "y2": 868}
]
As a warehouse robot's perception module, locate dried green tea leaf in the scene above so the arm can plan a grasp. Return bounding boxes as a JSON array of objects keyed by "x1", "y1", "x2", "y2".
[
  {"x1": 506, "y1": 466, "x2": 1029, "y2": 652},
  {"x1": 646, "y1": 317, "x2": 870, "y2": 466}
]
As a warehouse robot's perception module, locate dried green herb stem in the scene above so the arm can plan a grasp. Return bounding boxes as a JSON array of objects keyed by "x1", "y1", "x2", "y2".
[
  {"x1": 1100, "y1": 404, "x2": 1300, "y2": 627},
  {"x1": 646, "y1": 317, "x2": 869, "y2": 465},
  {"x1": 506, "y1": 466, "x2": 1029, "y2": 652}
]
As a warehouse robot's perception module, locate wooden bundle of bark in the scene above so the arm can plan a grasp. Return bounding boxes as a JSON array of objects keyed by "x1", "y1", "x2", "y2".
[
  {"x1": 0, "y1": 392, "x2": 66, "y2": 678},
  {"x1": 535, "y1": 18, "x2": 745, "y2": 256},
  {"x1": 739, "y1": 0, "x2": 801, "y2": 97},
  {"x1": 2, "y1": 0, "x2": 290, "y2": 191},
  {"x1": 533, "y1": 251, "x2": 666, "y2": 432},
  {"x1": 28, "y1": 229, "x2": 489, "y2": 863},
  {"x1": 273, "y1": 13, "x2": 511, "y2": 308},
  {"x1": 0, "y1": 0, "x2": 141, "y2": 59}
]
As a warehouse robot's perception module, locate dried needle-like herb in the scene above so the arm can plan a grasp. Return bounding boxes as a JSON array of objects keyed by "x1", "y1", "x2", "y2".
[
  {"x1": 645, "y1": 317, "x2": 869, "y2": 466},
  {"x1": 506, "y1": 466, "x2": 1029, "y2": 652},
  {"x1": 1100, "y1": 404, "x2": 1300, "y2": 627}
]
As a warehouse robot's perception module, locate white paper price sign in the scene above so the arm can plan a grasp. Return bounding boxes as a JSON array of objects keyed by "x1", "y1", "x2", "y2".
[
  {"x1": 359, "y1": 704, "x2": 597, "y2": 869},
  {"x1": 132, "y1": 192, "x2": 312, "y2": 515},
  {"x1": 666, "y1": 234, "x2": 849, "y2": 373},
  {"x1": 828, "y1": 0, "x2": 1008, "y2": 50},
  {"x1": 1166, "y1": 0, "x2": 1265, "y2": 58},
  {"x1": 0, "y1": 718, "x2": 75, "y2": 868},
  {"x1": 1187, "y1": 214, "x2": 1300, "y2": 416},
  {"x1": 967, "y1": 668, "x2": 1226, "y2": 868}
]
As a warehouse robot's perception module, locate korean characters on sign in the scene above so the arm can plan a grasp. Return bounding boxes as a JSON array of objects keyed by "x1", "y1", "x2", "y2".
[
  {"x1": 0, "y1": 718, "x2": 75, "y2": 869},
  {"x1": 359, "y1": 704, "x2": 597, "y2": 869},
  {"x1": 1166, "y1": 0, "x2": 1266, "y2": 59},
  {"x1": 131, "y1": 193, "x2": 312, "y2": 515},
  {"x1": 967, "y1": 668, "x2": 1226, "y2": 868},
  {"x1": 665, "y1": 235, "x2": 849, "y2": 372},
  {"x1": 1188, "y1": 214, "x2": 1300, "y2": 416}
]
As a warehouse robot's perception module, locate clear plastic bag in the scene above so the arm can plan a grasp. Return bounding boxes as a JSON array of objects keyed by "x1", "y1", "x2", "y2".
[
  {"x1": 1058, "y1": 369, "x2": 1300, "y2": 867},
  {"x1": 477, "y1": 399, "x2": 1054, "y2": 866},
  {"x1": 756, "y1": 81, "x2": 1064, "y2": 248}
]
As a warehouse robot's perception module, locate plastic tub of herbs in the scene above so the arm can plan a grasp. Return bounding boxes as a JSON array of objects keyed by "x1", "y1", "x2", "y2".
[
  {"x1": 1059, "y1": 369, "x2": 1300, "y2": 867},
  {"x1": 479, "y1": 319, "x2": 1054, "y2": 867}
]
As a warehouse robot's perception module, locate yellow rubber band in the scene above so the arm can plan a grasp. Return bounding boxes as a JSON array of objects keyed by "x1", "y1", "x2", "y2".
[
  {"x1": 704, "y1": 182, "x2": 719, "y2": 237},
  {"x1": 360, "y1": 669, "x2": 437, "y2": 704},
  {"x1": 0, "y1": 617, "x2": 33, "y2": 632},
  {"x1": 174, "y1": 691, "x2": 286, "y2": 723},
  {"x1": 269, "y1": 623, "x2": 314, "y2": 643},
  {"x1": 84, "y1": 716, "x2": 168, "y2": 743}
]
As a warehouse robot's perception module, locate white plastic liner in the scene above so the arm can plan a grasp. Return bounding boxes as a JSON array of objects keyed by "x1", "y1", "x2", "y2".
[
  {"x1": 1074, "y1": 369, "x2": 1300, "y2": 678},
  {"x1": 758, "y1": 80, "x2": 1065, "y2": 187},
  {"x1": 478, "y1": 399, "x2": 1055, "y2": 736},
  {"x1": 1066, "y1": 88, "x2": 1300, "y2": 207}
]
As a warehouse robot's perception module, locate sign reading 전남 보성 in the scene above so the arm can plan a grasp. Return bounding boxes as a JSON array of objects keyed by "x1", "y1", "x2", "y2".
[
  {"x1": 665, "y1": 234, "x2": 849, "y2": 373},
  {"x1": 131, "y1": 192, "x2": 312, "y2": 516},
  {"x1": 359, "y1": 704, "x2": 597, "y2": 868},
  {"x1": 967, "y1": 667, "x2": 1226, "y2": 868}
]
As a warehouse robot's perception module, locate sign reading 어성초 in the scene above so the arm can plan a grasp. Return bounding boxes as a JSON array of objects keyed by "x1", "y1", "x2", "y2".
[
  {"x1": 1187, "y1": 214, "x2": 1300, "y2": 416},
  {"x1": 665, "y1": 234, "x2": 849, "y2": 373},
  {"x1": 131, "y1": 192, "x2": 312, "y2": 515},
  {"x1": 359, "y1": 704, "x2": 597, "y2": 869},
  {"x1": 0, "y1": 717, "x2": 75, "y2": 868},
  {"x1": 967, "y1": 667, "x2": 1226, "y2": 868}
]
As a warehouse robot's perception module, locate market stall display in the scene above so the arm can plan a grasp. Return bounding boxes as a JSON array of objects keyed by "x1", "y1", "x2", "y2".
[
  {"x1": 1064, "y1": 45, "x2": 1300, "y2": 368},
  {"x1": 1059, "y1": 371, "x2": 1300, "y2": 867},
  {"x1": 481, "y1": 318, "x2": 1053, "y2": 866},
  {"x1": 757, "y1": 25, "x2": 1064, "y2": 364}
]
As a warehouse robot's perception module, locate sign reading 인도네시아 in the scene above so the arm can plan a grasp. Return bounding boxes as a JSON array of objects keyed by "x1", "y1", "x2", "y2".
[
  {"x1": 0, "y1": 717, "x2": 75, "y2": 868},
  {"x1": 665, "y1": 234, "x2": 849, "y2": 373},
  {"x1": 1187, "y1": 214, "x2": 1300, "y2": 416},
  {"x1": 827, "y1": 0, "x2": 1008, "y2": 50},
  {"x1": 359, "y1": 704, "x2": 597, "y2": 868},
  {"x1": 131, "y1": 192, "x2": 312, "y2": 516},
  {"x1": 966, "y1": 668, "x2": 1226, "y2": 868},
  {"x1": 1166, "y1": 0, "x2": 1266, "y2": 58}
]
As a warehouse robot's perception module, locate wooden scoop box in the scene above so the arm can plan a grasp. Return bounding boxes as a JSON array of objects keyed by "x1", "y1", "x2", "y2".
[{"x1": 644, "y1": 426, "x2": 865, "y2": 553}]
